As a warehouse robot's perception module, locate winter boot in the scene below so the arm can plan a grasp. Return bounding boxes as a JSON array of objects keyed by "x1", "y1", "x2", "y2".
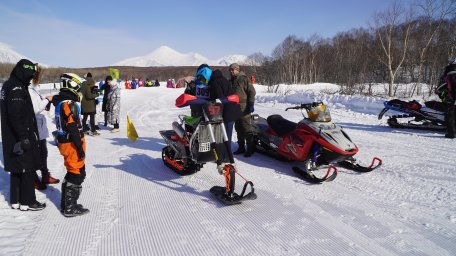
[
  {"x1": 62, "y1": 181, "x2": 89, "y2": 217},
  {"x1": 233, "y1": 143, "x2": 245, "y2": 155},
  {"x1": 60, "y1": 180, "x2": 81, "y2": 213},
  {"x1": 34, "y1": 180, "x2": 47, "y2": 190},
  {"x1": 42, "y1": 173, "x2": 60, "y2": 184},
  {"x1": 60, "y1": 181, "x2": 66, "y2": 213},
  {"x1": 82, "y1": 125, "x2": 90, "y2": 133},
  {"x1": 244, "y1": 134, "x2": 255, "y2": 157}
]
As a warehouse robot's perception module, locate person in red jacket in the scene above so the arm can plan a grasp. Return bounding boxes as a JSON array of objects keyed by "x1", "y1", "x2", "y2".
[{"x1": 52, "y1": 73, "x2": 89, "y2": 217}]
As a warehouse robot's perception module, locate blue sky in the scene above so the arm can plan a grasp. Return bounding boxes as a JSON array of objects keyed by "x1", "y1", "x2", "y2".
[{"x1": 0, "y1": 0, "x2": 413, "y2": 68}]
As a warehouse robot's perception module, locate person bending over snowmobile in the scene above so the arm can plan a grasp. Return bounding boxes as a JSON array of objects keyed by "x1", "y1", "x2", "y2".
[
  {"x1": 52, "y1": 73, "x2": 89, "y2": 217},
  {"x1": 436, "y1": 58, "x2": 456, "y2": 138}
]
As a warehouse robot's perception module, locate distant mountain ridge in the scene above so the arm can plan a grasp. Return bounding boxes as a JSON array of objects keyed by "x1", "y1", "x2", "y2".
[{"x1": 113, "y1": 45, "x2": 254, "y2": 67}]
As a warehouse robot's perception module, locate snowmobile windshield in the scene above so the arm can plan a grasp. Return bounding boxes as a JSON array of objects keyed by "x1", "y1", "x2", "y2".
[{"x1": 307, "y1": 104, "x2": 332, "y2": 122}]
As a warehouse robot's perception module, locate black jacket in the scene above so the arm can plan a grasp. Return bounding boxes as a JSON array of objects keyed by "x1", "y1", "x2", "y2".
[
  {"x1": 52, "y1": 90, "x2": 84, "y2": 150},
  {"x1": 0, "y1": 59, "x2": 42, "y2": 173},
  {"x1": 209, "y1": 70, "x2": 242, "y2": 123},
  {"x1": 102, "y1": 81, "x2": 111, "y2": 112}
]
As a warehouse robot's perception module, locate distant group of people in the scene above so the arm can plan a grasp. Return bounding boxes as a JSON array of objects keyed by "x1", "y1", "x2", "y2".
[
  {"x1": 0, "y1": 60, "x2": 122, "y2": 216},
  {"x1": 125, "y1": 78, "x2": 160, "y2": 89}
]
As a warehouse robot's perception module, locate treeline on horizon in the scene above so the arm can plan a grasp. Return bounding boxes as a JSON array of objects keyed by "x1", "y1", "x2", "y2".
[
  {"x1": 252, "y1": 0, "x2": 456, "y2": 97},
  {"x1": 0, "y1": 1, "x2": 454, "y2": 98}
]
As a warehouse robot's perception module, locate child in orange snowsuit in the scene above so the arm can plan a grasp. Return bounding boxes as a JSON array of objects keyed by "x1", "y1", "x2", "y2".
[{"x1": 53, "y1": 73, "x2": 89, "y2": 217}]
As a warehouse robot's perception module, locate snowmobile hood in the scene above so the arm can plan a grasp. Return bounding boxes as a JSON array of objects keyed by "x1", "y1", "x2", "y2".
[{"x1": 300, "y1": 119, "x2": 356, "y2": 152}]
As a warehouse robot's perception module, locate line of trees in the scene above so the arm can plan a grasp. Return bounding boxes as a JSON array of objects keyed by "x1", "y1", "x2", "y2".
[{"x1": 252, "y1": 0, "x2": 456, "y2": 97}]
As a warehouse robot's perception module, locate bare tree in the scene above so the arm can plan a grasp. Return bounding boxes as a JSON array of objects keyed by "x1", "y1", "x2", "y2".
[
  {"x1": 410, "y1": 0, "x2": 456, "y2": 96},
  {"x1": 372, "y1": 1, "x2": 414, "y2": 96}
]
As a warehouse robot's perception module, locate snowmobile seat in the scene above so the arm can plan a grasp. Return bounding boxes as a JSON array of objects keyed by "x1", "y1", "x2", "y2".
[{"x1": 267, "y1": 115, "x2": 297, "y2": 136}]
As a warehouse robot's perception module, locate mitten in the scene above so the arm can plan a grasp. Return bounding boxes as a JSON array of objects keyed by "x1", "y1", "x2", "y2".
[
  {"x1": 77, "y1": 148, "x2": 85, "y2": 161},
  {"x1": 247, "y1": 102, "x2": 255, "y2": 113}
]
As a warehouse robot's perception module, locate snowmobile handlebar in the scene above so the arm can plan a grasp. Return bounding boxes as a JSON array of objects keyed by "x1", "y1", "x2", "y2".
[{"x1": 285, "y1": 103, "x2": 321, "y2": 111}]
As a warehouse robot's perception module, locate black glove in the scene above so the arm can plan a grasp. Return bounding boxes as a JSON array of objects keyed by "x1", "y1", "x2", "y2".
[
  {"x1": 247, "y1": 102, "x2": 254, "y2": 113},
  {"x1": 45, "y1": 101, "x2": 52, "y2": 111},
  {"x1": 77, "y1": 148, "x2": 85, "y2": 161},
  {"x1": 13, "y1": 139, "x2": 30, "y2": 155}
]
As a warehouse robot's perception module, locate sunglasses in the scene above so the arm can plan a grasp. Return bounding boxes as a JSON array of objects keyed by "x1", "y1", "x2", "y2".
[{"x1": 23, "y1": 64, "x2": 38, "y2": 71}]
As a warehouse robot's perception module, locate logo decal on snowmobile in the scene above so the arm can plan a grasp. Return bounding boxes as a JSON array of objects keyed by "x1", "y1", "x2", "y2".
[{"x1": 208, "y1": 105, "x2": 221, "y2": 116}]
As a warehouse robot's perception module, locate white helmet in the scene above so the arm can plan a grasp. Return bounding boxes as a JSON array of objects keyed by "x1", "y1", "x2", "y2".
[{"x1": 60, "y1": 73, "x2": 84, "y2": 92}]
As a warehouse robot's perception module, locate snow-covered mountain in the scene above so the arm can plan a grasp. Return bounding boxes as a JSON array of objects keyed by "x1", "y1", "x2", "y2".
[
  {"x1": 0, "y1": 42, "x2": 29, "y2": 64},
  {"x1": 113, "y1": 45, "x2": 253, "y2": 67},
  {"x1": 215, "y1": 54, "x2": 250, "y2": 66},
  {"x1": 0, "y1": 42, "x2": 48, "y2": 67}
]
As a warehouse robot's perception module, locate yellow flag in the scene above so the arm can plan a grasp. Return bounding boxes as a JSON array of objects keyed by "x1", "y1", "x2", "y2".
[
  {"x1": 127, "y1": 115, "x2": 138, "y2": 142},
  {"x1": 109, "y1": 68, "x2": 120, "y2": 79}
]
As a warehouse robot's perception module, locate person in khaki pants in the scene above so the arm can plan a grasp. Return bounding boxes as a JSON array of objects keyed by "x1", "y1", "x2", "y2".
[{"x1": 229, "y1": 63, "x2": 256, "y2": 157}]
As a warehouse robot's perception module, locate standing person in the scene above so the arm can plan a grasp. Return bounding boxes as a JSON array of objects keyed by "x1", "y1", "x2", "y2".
[
  {"x1": 101, "y1": 75, "x2": 113, "y2": 127},
  {"x1": 52, "y1": 73, "x2": 89, "y2": 217},
  {"x1": 0, "y1": 59, "x2": 46, "y2": 211},
  {"x1": 209, "y1": 69, "x2": 242, "y2": 144},
  {"x1": 80, "y1": 73, "x2": 100, "y2": 136},
  {"x1": 107, "y1": 79, "x2": 121, "y2": 132},
  {"x1": 436, "y1": 58, "x2": 456, "y2": 138},
  {"x1": 29, "y1": 78, "x2": 60, "y2": 190},
  {"x1": 229, "y1": 63, "x2": 256, "y2": 157}
]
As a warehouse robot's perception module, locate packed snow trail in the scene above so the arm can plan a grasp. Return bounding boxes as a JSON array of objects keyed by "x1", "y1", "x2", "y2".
[{"x1": 0, "y1": 84, "x2": 455, "y2": 256}]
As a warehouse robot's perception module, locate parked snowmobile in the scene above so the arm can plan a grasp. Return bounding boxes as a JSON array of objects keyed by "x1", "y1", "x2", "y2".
[
  {"x1": 159, "y1": 93, "x2": 257, "y2": 205},
  {"x1": 378, "y1": 99, "x2": 446, "y2": 131},
  {"x1": 251, "y1": 102, "x2": 382, "y2": 183}
]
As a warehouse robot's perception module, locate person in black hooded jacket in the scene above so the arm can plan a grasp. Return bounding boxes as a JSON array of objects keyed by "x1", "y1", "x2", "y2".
[
  {"x1": 0, "y1": 59, "x2": 46, "y2": 211},
  {"x1": 208, "y1": 69, "x2": 242, "y2": 143}
]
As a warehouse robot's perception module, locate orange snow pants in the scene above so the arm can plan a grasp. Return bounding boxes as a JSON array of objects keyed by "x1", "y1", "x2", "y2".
[{"x1": 57, "y1": 137, "x2": 86, "y2": 175}]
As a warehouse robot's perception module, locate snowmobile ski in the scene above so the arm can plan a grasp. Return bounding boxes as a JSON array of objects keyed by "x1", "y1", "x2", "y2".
[
  {"x1": 210, "y1": 181, "x2": 257, "y2": 205},
  {"x1": 338, "y1": 157, "x2": 382, "y2": 172},
  {"x1": 386, "y1": 116, "x2": 446, "y2": 131},
  {"x1": 292, "y1": 165, "x2": 337, "y2": 183}
]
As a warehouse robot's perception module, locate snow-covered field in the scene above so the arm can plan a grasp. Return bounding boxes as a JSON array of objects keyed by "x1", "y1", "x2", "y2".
[{"x1": 0, "y1": 83, "x2": 455, "y2": 256}]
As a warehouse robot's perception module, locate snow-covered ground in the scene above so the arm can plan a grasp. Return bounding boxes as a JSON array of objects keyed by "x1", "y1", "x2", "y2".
[{"x1": 0, "y1": 83, "x2": 455, "y2": 256}]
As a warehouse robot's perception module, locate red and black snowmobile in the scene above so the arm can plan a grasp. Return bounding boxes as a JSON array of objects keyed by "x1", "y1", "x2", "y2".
[
  {"x1": 159, "y1": 93, "x2": 257, "y2": 205},
  {"x1": 251, "y1": 102, "x2": 382, "y2": 183}
]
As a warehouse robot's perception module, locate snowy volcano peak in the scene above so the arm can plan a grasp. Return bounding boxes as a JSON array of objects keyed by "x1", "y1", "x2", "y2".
[
  {"x1": 0, "y1": 42, "x2": 47, "y2": 66},
  {"x1": 0, "y1": 42, "x2": 28, "y2": 64},
  {"x1": 113, "y1": 45, "x2": 253, "y2": 67},
  {"x1": 113, "y1": 45, "x2": 211, "y2": 67},
  {"x1": 216, "y1": 54, "x2": 249, "y2": 66}
]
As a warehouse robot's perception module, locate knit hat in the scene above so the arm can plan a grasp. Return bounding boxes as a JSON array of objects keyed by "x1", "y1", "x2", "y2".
[
  {"x1": 105, "y1": 75, "x2": 113, "y2": 81},
  {"x1": 84, "y1": 72, "x2": 92, "y2": 78},
  {"x1": 229, "y1": 63, "x2": 240, "y2": 70}
]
